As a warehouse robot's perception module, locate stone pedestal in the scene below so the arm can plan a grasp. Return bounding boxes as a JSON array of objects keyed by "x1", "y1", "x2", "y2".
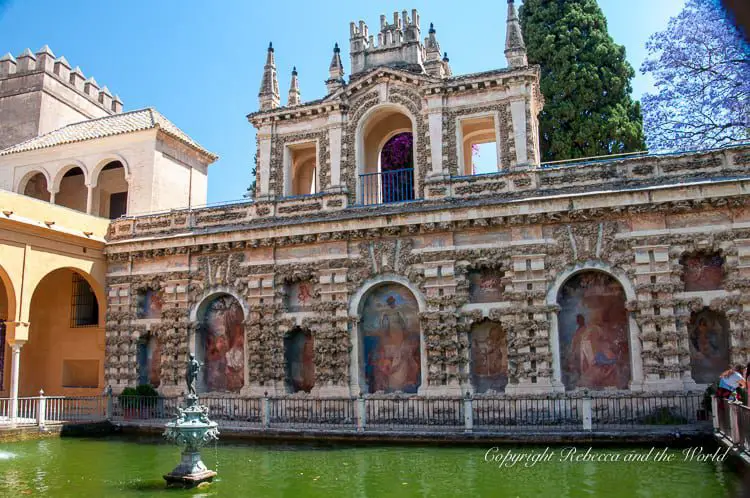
[{"x1": 163, "y1": 451, "x2": 217, "y2": 488}]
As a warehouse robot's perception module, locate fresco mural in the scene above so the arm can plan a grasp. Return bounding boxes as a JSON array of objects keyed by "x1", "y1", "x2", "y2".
[
  {"x1": 361, "y1": 284, "x2": 421, "y2": 393},
  {"x1": 558, "y1": 271, "x2": 630, "y2": 390},
  {"x1": 285, "y1": 281, "x2": 314, "y2": 312},
  {"x1": 284, "y1": 329, "x2": 315, "y2": 393},
  {"x1": 137, "y1": 335, "x2": 161, "y2": 388},
  {"x1": 467, "y1": 270, "x2": 504, "y2": 303},
  {"x1": 682, "y1": 252, "x2": 724, "y2": 291},
  {"x1": 688, "y1": 309, "x2": 730, "y2": 383},
  {"x1": 198, "y1": 295, "x2": 245, "y2": 392},
  {"x1": 136, "y1": 289, "x2": 163, "y2": 319},
  {"x1": 470, "y1": 321, "x2": 508, "y2": 393}
]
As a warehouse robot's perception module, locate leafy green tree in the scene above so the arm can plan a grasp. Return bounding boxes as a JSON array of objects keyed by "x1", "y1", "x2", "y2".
[
  {"x1": 244, "y1": 151, "x2": 258, "y2": 199},
  {"x1": 519, "y1": 0, "x2": 646, "y2": 161}
]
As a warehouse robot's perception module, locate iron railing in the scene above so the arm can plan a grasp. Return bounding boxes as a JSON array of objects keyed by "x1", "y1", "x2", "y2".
[
  {"x1": 1, "y1": 392, "x2": 708, "y2": 434},
  {"x1": 714, "y1": 397, "x2": 750, "y2": 459},
  {"x1": 359, "y1": 168, "x2": 416, "y2": 205}
]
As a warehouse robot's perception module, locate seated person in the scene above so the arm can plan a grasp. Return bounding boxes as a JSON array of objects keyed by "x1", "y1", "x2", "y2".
[{"x1": 717, "y1": 365, "x2": 746, "y2": 400}]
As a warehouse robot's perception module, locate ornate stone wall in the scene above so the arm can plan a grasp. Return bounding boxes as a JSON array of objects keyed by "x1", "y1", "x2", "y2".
[{"x1": 104, "y1": 192, "x2": 750, "y2": 396}]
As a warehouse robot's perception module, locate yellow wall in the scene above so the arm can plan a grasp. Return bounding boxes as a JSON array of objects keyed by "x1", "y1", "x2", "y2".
[
  {"x1": 20, "y1": 269, "x2": 104, "y2": 396},
  {"x1": 0, "y1": 189, "x2": 106, "y2": 397}
]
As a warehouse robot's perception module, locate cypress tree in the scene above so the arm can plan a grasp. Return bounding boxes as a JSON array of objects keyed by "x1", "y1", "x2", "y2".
[{"x1": 519, "y1": 0, "x2": 646, "y2": 161}]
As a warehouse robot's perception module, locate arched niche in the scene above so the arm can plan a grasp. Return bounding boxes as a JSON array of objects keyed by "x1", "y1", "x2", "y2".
[
  {"x1": 136, "y1": 333, "x2": 161, "y2": 388},
  {"x1": 688, "y1": 308, "x2": 730, "y2": 384},
  {"x1": 556, "y1": 270, "x2": 631, "y2": 390},
  {"x1": 469, "y1": 320, "x2": 508, "y2": 393},
  {"x1": 680, "y1": 251, "x2": 724, "y2": 292},
  {"x1": 356, "y1": 281, "x2": 422, "y2": 394},
  {"x1": 284, "y1": 327, "x2": 315, "y2": 393},
  {"x1": 194, "y1": 293, "x2": 245, "y2": 393}
]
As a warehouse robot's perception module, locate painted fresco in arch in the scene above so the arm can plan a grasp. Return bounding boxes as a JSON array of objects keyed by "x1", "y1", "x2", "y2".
[
  {"x1": 137, "y1": 335, "x2": 161, "y2": 388},
  {"x1": 468, "y1": 270, "x2": 504, "y2": 303},
  {"x1": 689, "y1": 309, "x2": 730, "y2": 384},
  {"x1": 136, "y1": 289, "x2": 163, "y2": 319},
  {"x1": 682, "y1": 253, "x2": 724, "y2": 292},
  {"x1": 470, "y1": 321, "x2": 508, "y2": 393},
  {"x1": 362, "y1": 284, "x2": 421, "y2": 394},
  {"x1": 558, "y1": 272, "x2": 630, "y2": 390},
  {"x1": 284, "y1": 329, "x2": 315, "y2": 393},
  {"x1": 285, "y1": 281, "x2": 314, "y2": 312},
  {"x1": 199, "y1": 295, "x2": 244, "y2": 392}
]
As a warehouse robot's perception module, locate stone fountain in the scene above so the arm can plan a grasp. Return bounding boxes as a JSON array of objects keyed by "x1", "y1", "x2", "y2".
[{"x1": 163, "y1": 354, "x2": 220, "y2": 488}]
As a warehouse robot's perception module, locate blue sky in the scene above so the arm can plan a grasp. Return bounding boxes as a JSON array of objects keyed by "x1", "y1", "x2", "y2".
[{"x1": 0, "y1": 0, "x2": 685, "y2": 204}]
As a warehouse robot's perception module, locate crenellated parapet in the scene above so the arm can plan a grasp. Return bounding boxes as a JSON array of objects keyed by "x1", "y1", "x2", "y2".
[
  {"x1": 349, "y1": 10, "x2": 424, "y2": 75},
  {"x1": 0, "y1": 46, "x2": 123, "y2": 114}
]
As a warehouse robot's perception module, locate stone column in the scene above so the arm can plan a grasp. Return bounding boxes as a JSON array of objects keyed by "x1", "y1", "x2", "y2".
[
  {"x1": 86, "y1": 184, "x2": 94, "y2": 214},
  {"x1": 256, "y1": 124, "x2": 274, "y2": 201},
  {"x1": 509, "y1": 99, "x2": 528, "y2": 168},
  {"x1": 9, "y1": 339, "x2": 25, "y2": 422},
  {"x1": 327, "y1": 111, "x2": 347, "y2": 193},
  {"x1": 49, "y1": 189, "x2": 57, "y2": 204},
  {"x1": 426, "y1": 93, "x2": 447, "y2": 179}
]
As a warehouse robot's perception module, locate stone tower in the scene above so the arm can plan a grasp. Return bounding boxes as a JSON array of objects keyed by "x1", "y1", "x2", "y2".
[{"x1": 0, "y1": 46, "x2": 123, "y2": 150}]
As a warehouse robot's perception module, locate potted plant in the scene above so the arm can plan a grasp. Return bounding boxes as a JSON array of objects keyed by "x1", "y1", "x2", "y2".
[
  {"x1": 119, "y1": 387, "x2": 138, "y2": 420},
  {"x1": 135, "y1": 384, "x2": 159, "y2": 418},
  {"x1": 119, "y1": 385, "x2": 160, "y2": 419}
]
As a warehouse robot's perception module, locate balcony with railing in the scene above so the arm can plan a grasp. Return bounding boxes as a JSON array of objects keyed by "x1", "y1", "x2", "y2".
[{"x1": 359, "y1": 168, "x2": 417, "y2": 206}]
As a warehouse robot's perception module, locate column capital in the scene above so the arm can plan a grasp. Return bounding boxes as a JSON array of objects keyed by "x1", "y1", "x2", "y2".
[
  {"x1": 5, "y1": 321, "x2": 30, "y2": 343},
  {"x1": 9, "y1": 338, "x2": 26, "y2": 351}
]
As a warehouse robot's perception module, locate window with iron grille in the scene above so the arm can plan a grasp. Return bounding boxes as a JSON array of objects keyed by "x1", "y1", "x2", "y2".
[{"x1": 71, "y1": 273, "x2": 98, "y2": 327}]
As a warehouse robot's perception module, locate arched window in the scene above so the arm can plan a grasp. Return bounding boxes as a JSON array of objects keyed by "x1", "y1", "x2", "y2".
[
  {"x1": 557, "y1": 271, "x2": 630, "y2": 390},
  {"x1": 357, "y1": 105, "x2": 416, "y2": 205}
]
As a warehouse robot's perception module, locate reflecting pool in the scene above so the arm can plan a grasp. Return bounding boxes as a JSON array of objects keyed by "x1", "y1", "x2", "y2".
[{"x1": 0, "y1": 438, "x2": 743, "y2": 497}]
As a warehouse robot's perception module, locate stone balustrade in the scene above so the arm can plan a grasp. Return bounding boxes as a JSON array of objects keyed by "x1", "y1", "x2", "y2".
[{"x1": 108, "y1": 143, "x2": 750, "y2": 242}]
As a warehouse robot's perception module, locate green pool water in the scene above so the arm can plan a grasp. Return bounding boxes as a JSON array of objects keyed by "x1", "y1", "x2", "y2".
[{"x1": 0, "y1": 437, "x2": 743, "y2": 497}]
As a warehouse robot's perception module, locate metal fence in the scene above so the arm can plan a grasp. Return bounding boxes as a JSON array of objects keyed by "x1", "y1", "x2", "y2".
[
  {"x1": 359, "y1": 168, "x2": 416, "y2": 205},
  {"x1": 714, "y1": 397, "x2": 750, "y2": 459},
  {"x1": 1, "y1": 392, "x2": 707, "y2": 434}
]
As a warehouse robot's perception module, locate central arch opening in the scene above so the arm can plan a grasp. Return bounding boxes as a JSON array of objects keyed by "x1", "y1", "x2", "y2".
[
  {"x1": 358, "y1": 105, "x2": 415, "y2": 205},
  {"x1": 359, "y1": 283, "x2": 421, "y2": 394},
  {"x1": 196, "y1": 294, "x2": 245, "y2": 393}
]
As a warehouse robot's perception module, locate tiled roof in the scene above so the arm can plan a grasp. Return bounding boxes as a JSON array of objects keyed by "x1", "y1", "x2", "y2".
[{"x1": 0, "y1": 108, "x2": 218, "y2": 159}]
